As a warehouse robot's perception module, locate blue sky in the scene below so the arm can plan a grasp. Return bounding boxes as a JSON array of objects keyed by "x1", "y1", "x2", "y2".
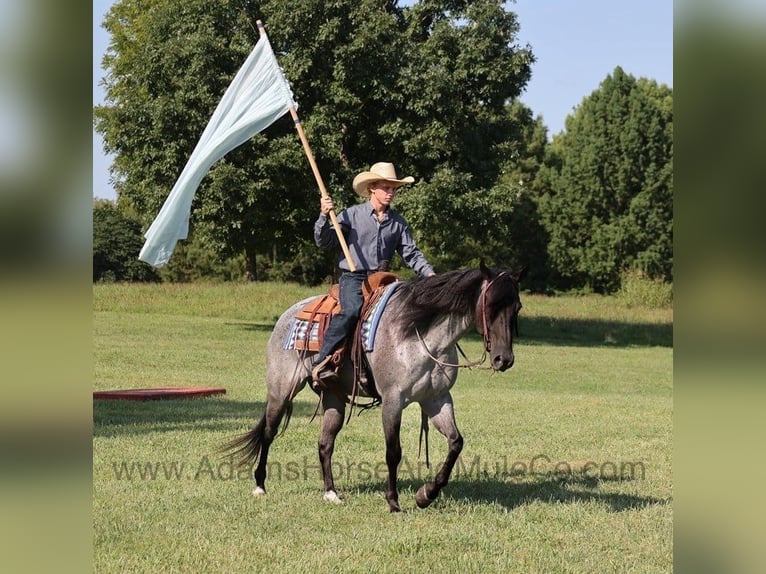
[{"x1": 93, "y1": 0, "x2": 673, "y2": 200}]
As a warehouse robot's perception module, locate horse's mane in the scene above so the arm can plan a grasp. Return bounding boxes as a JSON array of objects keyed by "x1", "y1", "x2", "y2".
[{"x1": 395, "y1": 269, "x2": 486, "y2": 336}]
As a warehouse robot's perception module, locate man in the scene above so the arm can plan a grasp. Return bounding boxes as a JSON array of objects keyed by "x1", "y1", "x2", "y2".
[{"x1": 312, "y1": 162, "x2": 435, "y2": 384}]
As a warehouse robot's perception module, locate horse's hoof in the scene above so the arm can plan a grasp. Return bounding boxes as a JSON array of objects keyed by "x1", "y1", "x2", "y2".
[
  {"x1": 252, "y1": 486, "x2": 266, "y2": 497},
  {"x1": 415, "y1": 485, "x2": 435, "y2": 508},
  {"x1": 323, "y1": 490, "x2": 342, "y2": 504}
]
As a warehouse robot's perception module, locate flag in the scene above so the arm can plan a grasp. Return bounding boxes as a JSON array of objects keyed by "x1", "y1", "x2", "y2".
[{"x1": 139, "y1": 35, "x2": 297, "y2": 268}]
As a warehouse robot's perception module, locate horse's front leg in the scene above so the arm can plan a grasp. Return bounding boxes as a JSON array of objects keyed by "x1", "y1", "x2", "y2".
[
  {"x1": 415, "y1": 394, "x2": 463, "y2": 509},
  {"x1": 318, "y1": 391, "x2": 345, "y2": 504},
  {"x1": 381, "y1": 397, "x2": 404, "y2": 512}
]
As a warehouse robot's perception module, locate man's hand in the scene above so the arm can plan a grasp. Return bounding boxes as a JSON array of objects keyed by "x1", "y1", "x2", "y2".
[{"x1": 320, "y1": 196, "x2": 334, "y2": 215}]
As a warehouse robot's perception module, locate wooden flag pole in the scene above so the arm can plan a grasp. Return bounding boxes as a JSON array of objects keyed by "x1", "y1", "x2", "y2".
[{"x1": 257, "y1": 20, "x2": 356, "y2": 272}]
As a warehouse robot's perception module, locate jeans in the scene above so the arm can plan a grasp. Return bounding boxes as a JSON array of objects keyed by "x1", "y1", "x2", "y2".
[{"x1": 315, "y1": 271, "x2": 366, "y2": 362}]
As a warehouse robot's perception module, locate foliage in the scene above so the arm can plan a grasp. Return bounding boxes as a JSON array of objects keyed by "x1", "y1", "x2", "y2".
[
  {"x1": 538, "y1": 67, "x2": 673, "y2": 292},
  {"x1": 94, "y1": 2, "x2": 673, "y2": 293},
  {"x1": 157, "y1": 238, "x2": 246, "y2": 283},
  {"x1": 93, "y1": 200, "x2": 160, "y2": 282},
  {"x1": 484, "y1": 102, "x2": 553, "y2": 291},
  {"x1": 94, "y1": 0, "x2": 535, "y2": 280},
  {"x1": 616, "y1": 268, "x2": 673, "y2": 309},
  {"x1": 274, "y1": 238, "x2": 336, "y2": 286},
  {"x1": 387, "y1": 1, "x2": 538, "y2": 274}
]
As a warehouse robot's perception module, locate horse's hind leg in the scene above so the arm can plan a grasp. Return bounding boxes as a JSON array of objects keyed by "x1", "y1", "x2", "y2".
[
  {"x1": 251, "y1": 396, "x2": 292, "y2": 496},
  {"x1": 415, "y1": 394, "x2": 463, "y2": 509},
  {"x1": 227, "y1": 366, "x2": 306, "y2": 496},
  {"x1": 317, "y1": 391, "x2": 346, "y2": 503},
  {"x1": 249, "y1": 350, "x2": 313, "y2": 494}
]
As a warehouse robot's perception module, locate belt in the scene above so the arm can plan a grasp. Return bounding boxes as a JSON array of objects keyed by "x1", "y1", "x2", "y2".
[{"x1": 343, "y1": 259, "x2": 389, "y2": 275}]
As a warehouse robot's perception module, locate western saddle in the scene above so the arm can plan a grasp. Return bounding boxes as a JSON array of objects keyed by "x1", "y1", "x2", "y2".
[{"x1": 293, "y1": 271, "x2": 398, "y2": 401}]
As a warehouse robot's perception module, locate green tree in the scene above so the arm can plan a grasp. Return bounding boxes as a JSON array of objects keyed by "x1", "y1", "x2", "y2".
[
  {"x1": 93, "y1": 200, "x2": 160, "y2": 282},
  {"x1": 94, "y1": 0, "x2": 535, "y2": 280},
  {"x1": 391, "y1": 0, "x2": 535, "y2": 271},
  {"x1": 538, "y1": 67, "x2": 673, "y2": 292},
  {"x1": 95, "y1": 0, "x2": 310, "y2": 280},
  {"x1": 483, "y1": 101, "x2": 552, "y2": 290}
]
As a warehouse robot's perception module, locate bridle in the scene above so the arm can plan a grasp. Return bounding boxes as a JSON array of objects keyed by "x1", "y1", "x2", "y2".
[
  {"x1": 479, "y1": 271, "x2": 507, "y2": 353},
  {"x1": 416, "y1": 271, "x2": 510, "y2": 370}
]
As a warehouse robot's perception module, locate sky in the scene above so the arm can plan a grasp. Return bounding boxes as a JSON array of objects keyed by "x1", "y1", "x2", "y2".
[{"x1": 92, "y1": 0, "x2": 673, "y2": 200}]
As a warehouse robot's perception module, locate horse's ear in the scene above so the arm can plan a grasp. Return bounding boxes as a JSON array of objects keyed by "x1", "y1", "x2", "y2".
[
  {"x1": 512, "y1": 265, "x2": 529, "y2": 283},
  {"x1": 479, "y1": 259, "x2": 494, "y2": 279}
]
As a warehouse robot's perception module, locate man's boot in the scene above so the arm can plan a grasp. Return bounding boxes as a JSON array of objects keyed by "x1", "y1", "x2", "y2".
[{"x1": 312, "y1": 355, "x2": 338, "y2": 388}]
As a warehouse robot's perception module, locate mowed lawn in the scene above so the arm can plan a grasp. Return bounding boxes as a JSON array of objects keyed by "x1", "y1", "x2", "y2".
[{"x1": 93, "y1": 282, "x2": 673, "y2": 573}]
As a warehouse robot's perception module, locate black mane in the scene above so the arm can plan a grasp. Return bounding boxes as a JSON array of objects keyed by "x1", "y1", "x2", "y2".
[
  {"x1": 395, "y1": 268, "x2": 521, "y2": 337},
  {"x1": 395, "y1": 269, "x2": 485, "y2": 335}
]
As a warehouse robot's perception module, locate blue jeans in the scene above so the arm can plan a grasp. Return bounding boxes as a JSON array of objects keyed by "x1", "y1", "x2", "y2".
[{"x1": 315, "y1": 271, "x2": 366, "y2": 362}]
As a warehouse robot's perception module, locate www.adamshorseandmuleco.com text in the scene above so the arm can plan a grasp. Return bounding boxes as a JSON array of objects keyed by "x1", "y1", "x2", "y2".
[{"x1": 108, "y1": 454, "x2": 646, "y2": 482}]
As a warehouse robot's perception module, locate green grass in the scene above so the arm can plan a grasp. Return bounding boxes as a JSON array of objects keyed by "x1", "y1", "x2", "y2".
[{"x1": 93, "y1": 283, "x2": 672, "y2": 573}]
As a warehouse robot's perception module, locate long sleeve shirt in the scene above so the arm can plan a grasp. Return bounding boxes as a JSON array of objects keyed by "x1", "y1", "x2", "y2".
[{"x1": 314, "y1": 201, "x2": 434, "y2": 278}]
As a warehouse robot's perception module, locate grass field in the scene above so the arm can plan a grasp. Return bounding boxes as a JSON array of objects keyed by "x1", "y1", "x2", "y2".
[{"x1": 93, "y1": 282, "x2": 673, "y2": 573}]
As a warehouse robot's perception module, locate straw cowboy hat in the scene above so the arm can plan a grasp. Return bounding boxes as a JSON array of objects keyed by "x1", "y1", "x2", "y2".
[{"x1": 353, "y1": 162, "x2": 415, "y2": 197}]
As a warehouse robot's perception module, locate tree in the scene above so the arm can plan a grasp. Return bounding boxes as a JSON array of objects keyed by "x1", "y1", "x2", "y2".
[
  {"x1": 537, "y1": 67, "x2": 673, "y2": 292},
  {"x1": 482, "y1": 101, "x2": 552, "y2": 290},
  {"x1": 94, "y1": 0, "x2": 535, "y2": 280},
  {"x1": 390, "y1": 0, "x2": 535, "y2": 270},
  {"x1": 95, "y1": 0, "x2": 301, "y2": 280},
  {"x1": 93, "y1": 200, "x2": 160, "y2": 282}
]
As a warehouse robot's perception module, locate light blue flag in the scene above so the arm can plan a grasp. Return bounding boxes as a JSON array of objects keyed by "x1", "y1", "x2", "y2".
[{"x1": 139, "y1": 35, "x2": 297, "y2": 267}]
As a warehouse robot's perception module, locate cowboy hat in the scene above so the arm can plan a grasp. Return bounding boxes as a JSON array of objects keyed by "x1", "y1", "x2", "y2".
[{"x1": 352, "y1": 162, "x2": 415, "y2": 197}]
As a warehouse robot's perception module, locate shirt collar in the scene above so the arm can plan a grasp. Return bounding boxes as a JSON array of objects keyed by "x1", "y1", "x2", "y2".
[{"x1": 366, "y1": 200, "x2": 390, "y2": 221}]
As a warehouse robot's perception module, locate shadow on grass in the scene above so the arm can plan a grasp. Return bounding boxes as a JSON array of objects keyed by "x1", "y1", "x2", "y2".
[
  {"x1": 226, "y1": 313, "x2": 672, "y2": 348},
  {"x1": 225, "y1": 321, "x2": 276, "y2": 332},
  {"x1": 226, "y1": 307, "x2": 672, "y2": 349},
  {"x1": 351, "y1": 475, "x2": 668, "y2": 513},
  {"x1": 444, "y1": 475, "x2": 668, "y2": 511},
  {"x1": 93, "y1": 397, "x2": 319, "y2": 438},
  {"x1": 461, "y1": 315, "x2": 672, "y2": 348}
]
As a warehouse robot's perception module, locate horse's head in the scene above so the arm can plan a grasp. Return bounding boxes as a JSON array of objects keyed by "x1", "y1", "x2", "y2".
[{"x1": 476, "y1": 262, "x2": 527, "y2": 372}]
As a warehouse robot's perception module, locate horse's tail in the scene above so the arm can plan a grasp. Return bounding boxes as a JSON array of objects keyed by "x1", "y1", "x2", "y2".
[
  {"x1": 220, "y1": 402, "x2": 294, "y2": 468},
  {"x1": 221, "y1": 415, "x2": 266, "y2": 467}
]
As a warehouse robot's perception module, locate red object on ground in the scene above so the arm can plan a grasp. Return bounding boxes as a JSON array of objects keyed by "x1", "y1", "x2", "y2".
[{"x1": 93, "y1": 387, "x2": 226, "y2": 401}]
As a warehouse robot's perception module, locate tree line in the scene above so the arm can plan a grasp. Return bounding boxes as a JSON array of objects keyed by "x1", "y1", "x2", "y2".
[{"x1": 94, "y1": 0, "x2": 672, "y2": 294}]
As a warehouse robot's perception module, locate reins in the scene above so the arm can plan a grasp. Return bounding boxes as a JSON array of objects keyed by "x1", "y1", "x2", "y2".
[
  {"x1": 415, "y1": 328, "x2": 488, "y2": 369},
  {"x1": 416, "y1": 271, "x2": 508, "y2": 370}
]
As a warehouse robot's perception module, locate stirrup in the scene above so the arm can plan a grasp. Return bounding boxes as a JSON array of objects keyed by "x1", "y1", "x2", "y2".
[{"x1": 312, "y1": 356, "x2": 338, "y2": 387}]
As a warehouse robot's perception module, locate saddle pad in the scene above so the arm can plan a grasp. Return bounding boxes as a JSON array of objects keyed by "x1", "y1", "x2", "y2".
[{"x1": 283, "y1": 282, "x2": 401, "y2": 352}]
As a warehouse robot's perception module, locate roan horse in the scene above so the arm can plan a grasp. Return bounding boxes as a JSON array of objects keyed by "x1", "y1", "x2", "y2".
[{"x1": 224, "y1": 262, "x2": 526, "y2": 512}]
